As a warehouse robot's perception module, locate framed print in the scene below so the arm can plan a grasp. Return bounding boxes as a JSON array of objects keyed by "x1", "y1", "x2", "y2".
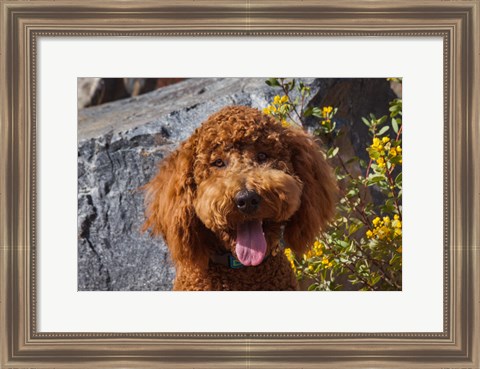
[{"x1": 1, "y1": 0, "x2": 479, "y2": 368}]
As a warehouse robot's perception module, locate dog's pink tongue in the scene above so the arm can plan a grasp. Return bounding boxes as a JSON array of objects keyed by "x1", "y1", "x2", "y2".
[{"x1": 236, "y1": 221, "x2": 267, "y2": 266}]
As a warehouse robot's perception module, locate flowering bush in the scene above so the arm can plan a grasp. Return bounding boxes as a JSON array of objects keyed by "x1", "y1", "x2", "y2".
[{"x1": 264, "y1": 78, "x2": 402, "y2": 291}]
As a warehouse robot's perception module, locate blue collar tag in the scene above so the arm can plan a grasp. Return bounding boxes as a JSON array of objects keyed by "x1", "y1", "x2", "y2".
[{"x1": 228, "y1": 255, "x2": 245, "y2": 269}]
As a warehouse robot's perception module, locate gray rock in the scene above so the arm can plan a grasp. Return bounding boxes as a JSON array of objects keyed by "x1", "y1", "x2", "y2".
[
  {"x1": 77, "y1": 77, "x2": 395, "y2": 291},
  {"x1": 77, "y1": 78, "x2": 102, "y2": 109}
]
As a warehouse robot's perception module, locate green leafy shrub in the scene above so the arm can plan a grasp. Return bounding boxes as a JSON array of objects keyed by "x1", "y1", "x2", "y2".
[{"x1": 264, "y1": 78, "x2": 402, "y2": 291}]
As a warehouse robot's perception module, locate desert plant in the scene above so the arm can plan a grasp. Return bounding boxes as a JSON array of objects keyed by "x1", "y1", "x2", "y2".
[{"x1": 264, "y1": 78, "x2": 402, "y2": 291}]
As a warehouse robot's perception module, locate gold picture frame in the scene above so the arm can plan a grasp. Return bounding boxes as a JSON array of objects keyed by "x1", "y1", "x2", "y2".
[{"x1": 1, "y1": 1, "x2": 479, "y2": 368}]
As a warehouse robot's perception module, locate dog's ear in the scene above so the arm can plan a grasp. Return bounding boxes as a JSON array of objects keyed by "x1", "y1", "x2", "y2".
[
  {"x1": 283, "y1": 127, "x2": 338, "y2": 254},
  {"x1": 143, "y1": 132, "x2": 210, "y2": 268}
]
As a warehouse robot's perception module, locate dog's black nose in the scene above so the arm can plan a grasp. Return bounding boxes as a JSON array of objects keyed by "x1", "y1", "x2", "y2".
[{"x1": 235, "y1": 190, "x2": 261, "y2": 214}]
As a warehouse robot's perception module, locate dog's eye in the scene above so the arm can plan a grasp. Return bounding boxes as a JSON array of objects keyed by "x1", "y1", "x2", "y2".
[
  {"x1": 257, "y1": 152, "x2": 268, "y2": 163},
  {"x1": 212, "y1": 158, "x2": 225, "y2": 168}
]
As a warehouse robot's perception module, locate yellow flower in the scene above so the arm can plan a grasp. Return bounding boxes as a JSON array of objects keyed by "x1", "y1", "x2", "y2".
[
  {"x1": 281, "y1": 120, "x2": 290, "y2": 127},
  {"x1": 396, "y1": 245, "x2": 402, "y2": 253},
  {"x1": 308, "y1": 265, "x2": 314, "y2": 272},
  {"x1": 377, "y1": 226, "x2": 389, "y2": 240},
  {"x1": 370, "y1": 213, "x2": 402, "y2": 241},
  {"x1": 263, "y1": 107, "x2": 270, "y2": 115},
  {"x1": 392, "y1": 219, "x2": 400, "y2": 229},
  {"x1": 376, "y1": 157, "x2": 385, "y2": 168},
  {"x1": 382, "y1": 137, "x2": 390, "y2": 143},
  {"x1": 284, "y1": 248, "x2": 297, "y2": 271},
  {"x1": 273, "y1": 95, "x2": 281, "y2": 104},
  {"x1": 321, "y1": 106, "x2": 333, "y2": 119},
  {"x1": 396, "y1": 145, "x2": 402, "y2": 153},
  {"x1": 280, "y1": 95, "x2": 289, "y2": 103},
  {"x1": 372, "y1": 137, "x2": 381, "y2": 147},
  {"x1": 321, "y1": 257, "x2": 329, "y2": 265},
  {"x1": 327, "y1": 262, "x2": 333, "y2": 268},
  {"x1": 389, "y1": 148, "x2": 397, "y2": 157}
]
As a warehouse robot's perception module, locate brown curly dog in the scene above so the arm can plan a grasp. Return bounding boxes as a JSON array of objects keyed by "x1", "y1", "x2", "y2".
[{"x1": 143, "y1": 106, "x2": 337, "y2": 290}]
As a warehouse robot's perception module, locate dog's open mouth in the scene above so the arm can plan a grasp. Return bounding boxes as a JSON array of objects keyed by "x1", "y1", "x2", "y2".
[{"x1": 235, "y1": 220, "x2": 267, "y2": 266}]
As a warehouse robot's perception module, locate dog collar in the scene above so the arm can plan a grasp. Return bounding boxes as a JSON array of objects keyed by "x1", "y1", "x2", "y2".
[{"x1": 210, "y1": 253, "x2": 247, "y2": 269}]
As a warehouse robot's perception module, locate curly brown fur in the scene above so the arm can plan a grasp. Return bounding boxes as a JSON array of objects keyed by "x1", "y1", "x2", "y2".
[{"x1": 143, "y1": 106, "x2": 338, "y2": 291}]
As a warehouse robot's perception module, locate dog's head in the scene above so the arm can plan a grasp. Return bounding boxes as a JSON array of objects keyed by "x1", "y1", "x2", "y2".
[{"x1": 144, "y1": 106, "x2": 337, "y2": 268}]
